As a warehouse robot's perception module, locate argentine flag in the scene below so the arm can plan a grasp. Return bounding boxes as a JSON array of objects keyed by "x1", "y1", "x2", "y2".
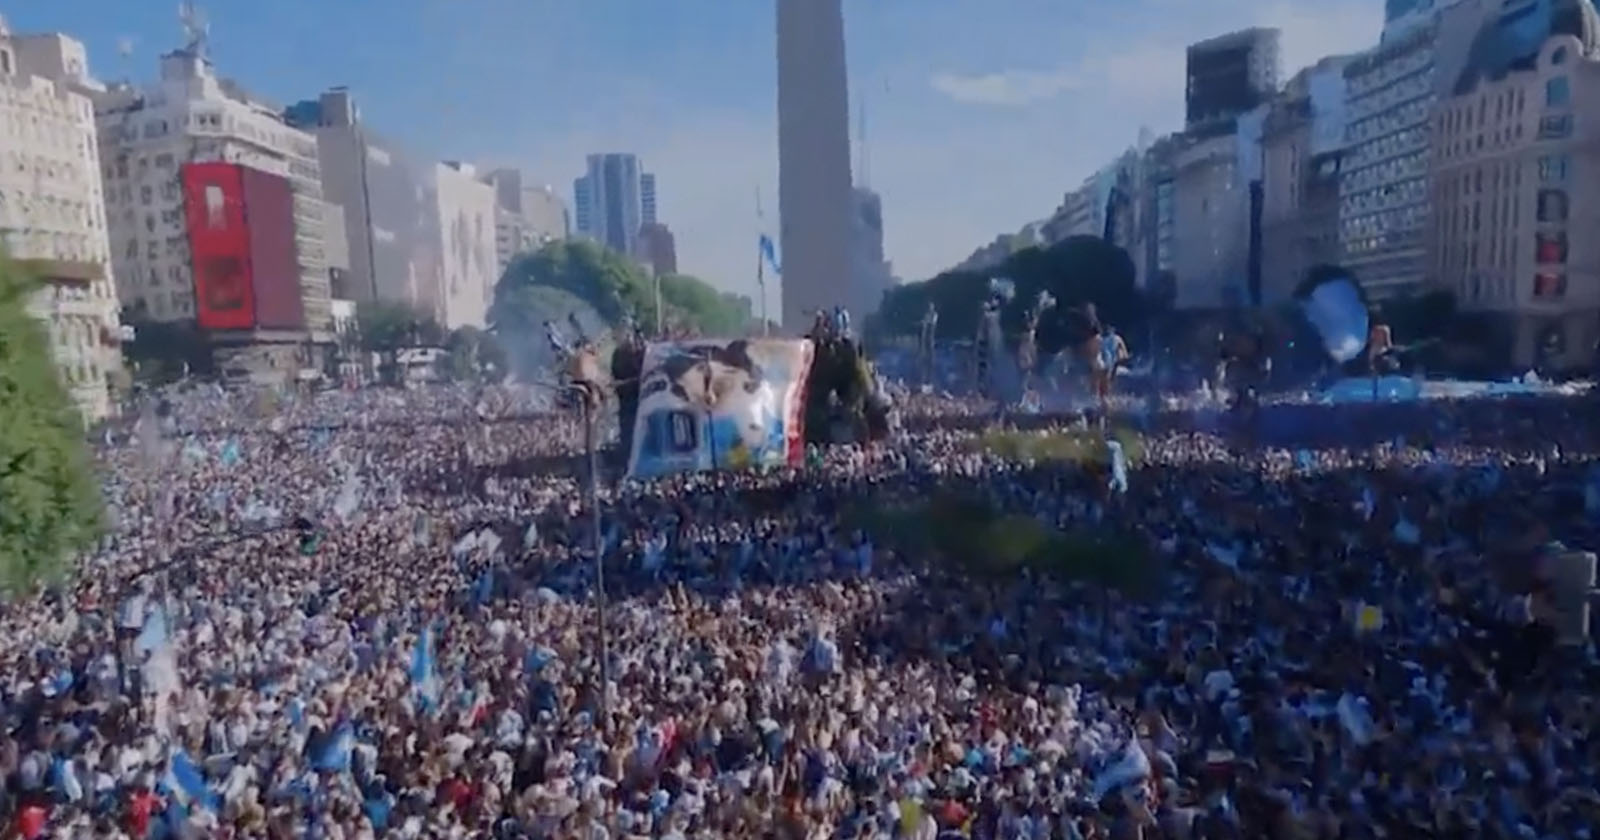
[
  {"x1": 410, "y1": 625, "x2": 441, "y2": 711},
  {"x1": 759, "y1": 234, "x2": 782, "y2": 275}
]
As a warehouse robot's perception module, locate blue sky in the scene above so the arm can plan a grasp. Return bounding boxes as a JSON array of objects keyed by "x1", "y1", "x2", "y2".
[{"x1": 10, "y1": 0, "x2": 1381, "y2": 315}]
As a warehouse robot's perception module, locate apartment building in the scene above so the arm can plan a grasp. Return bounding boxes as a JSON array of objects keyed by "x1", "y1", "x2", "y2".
[
  {"x1": 1261, "y1": 57, "x2": 1352, "y2": 305},
  {"x1": 96, "y1": 42, "x2": 332, "y2": 359},
  {"x1": 0, "y1": 18, "x2": 122, "y2": 421},
  {"x1": 1429, "y1": 9, "x2": 1600, "y2": 369}
]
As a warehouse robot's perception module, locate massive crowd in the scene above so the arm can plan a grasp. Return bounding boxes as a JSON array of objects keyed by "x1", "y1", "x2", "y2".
[{"x1": 2, "y1": 379, "x2": 1599, "y2": 839}]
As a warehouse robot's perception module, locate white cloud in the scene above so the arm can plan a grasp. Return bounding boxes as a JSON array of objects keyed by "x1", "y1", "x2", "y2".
[
  {"x1": 510, "y1": 0, "x2": 1387, "y2": 309},
  {"x1": 928, "y1": 69, "x2": 1082, "y2": 107},
  {"x1": 929, "y1": 0, "x2": 1381, "y2": 112}
]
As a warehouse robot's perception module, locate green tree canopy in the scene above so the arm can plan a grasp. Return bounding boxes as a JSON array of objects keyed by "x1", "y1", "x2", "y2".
[
  {"x1": 355, "y1": 300, "x2": 441, "y2": 353},
  {"x1": 875, "y1": 235, "x2": 1146, "y2": 356},
  {"x1": 440, "y1": 325, "x2": 508, "y2": 383},
  {"x1": 491, "y1": 240, "x2": 753, "y2": 347},
  {"x1": 0, "y1": 255, "x2": 104, "y2": 594},
  {"x1": 120, "y1": 307, "x2": 213, "y2": 384}
]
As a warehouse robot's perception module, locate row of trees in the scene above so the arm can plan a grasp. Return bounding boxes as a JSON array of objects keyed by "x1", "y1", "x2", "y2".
[{"x1": 870, "y1": 235, "x2": 1155, "y2": 356}]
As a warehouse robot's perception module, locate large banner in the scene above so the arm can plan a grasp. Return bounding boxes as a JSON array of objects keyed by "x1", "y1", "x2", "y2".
[
  {"x1": 239, "y1": 167, "x2": 304, "y2": 330},
  {"x1": 181, "y1": 163, "x2": 254, "y2": 331},
  {"x1": 626, "y1": 338, "x2": 813, "y2": 480}
]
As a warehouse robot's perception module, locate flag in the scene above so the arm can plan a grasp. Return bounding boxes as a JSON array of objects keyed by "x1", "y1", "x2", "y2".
[
  {"x1": 135, "y1": 605, "x2": 169, "y2": 656},
  {"x1": 219, "y1": 439, "x2": 242, "y2": 467},
  {"x1": 1108, "y1": 440, "x2": 1128, "y2": 495},
  {"x1": 311, "y1": 720, "x2": 355, "y2": 773},
  {"x1": 758, "y1": 234, "x2": 782, "y2": 275},
  {"x1": 410, "y1": 626, "x2": 440, "y2": 710},
  {"x1": 163, "y1": 749, "x2": 218, "y2": 812},
  {"x1": 1092, "y1": 740, "x2": 1152, "y2": 799}
]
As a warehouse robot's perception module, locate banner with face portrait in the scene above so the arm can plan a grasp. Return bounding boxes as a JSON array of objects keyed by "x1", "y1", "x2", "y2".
[{"x1": 625, "y1": 338, "x2": 814, "y2": 480}]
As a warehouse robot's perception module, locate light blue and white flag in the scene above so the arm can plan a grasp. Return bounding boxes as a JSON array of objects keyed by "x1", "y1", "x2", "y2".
[
  {"x1": 163, "y1": 749, "x2": 218, "y2": 811},
  {"x1": 410, "y1": 625, "x2": 441, "y2": 711},
  {"x1": 758, "y1": 234, "x2": 782, "y2": 275},
  {"x1": 1108, "y1": 440, "x2": 1128, "y2": 495}
]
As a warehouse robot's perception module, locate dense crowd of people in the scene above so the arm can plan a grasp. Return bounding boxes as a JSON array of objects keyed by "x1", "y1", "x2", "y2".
[{"x1": 2, "y1": 378, "x2": 1599, "y2": 839}]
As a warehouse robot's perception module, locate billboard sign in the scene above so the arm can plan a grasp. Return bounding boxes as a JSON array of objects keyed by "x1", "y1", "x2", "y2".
[
  {"x1": 626, "y1": 338, "x2": 814, "y2": 480},
  {"x1": 181, "y1": 163, "x2": 254, "y2": 331},
  {"x1": 239, "y1": 167, "x2": 304, "y2": 330}
]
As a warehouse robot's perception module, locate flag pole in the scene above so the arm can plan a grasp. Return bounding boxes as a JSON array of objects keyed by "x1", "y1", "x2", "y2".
[{"x1": 756, "y1": 185, "x2": 769, "y2": 336}]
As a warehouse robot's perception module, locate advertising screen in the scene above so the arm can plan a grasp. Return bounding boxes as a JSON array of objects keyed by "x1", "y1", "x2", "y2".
[
  {"x1": 181, "y1": 163, "x2": 255, "y2": 331},
  {"x1": 626, "y1": 338, "x2": 814, "y2": 480},
  {"x1": 239, "y1": 167, "x2": 304, "y2": 330}
]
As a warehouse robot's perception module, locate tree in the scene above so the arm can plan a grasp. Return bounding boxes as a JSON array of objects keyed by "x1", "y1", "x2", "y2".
[
  {"x1": 120, "y1": 305, "x2": 213, "y2": 384},
  {"x1": 0, "y1": 255, "x2": 103, "y2": 594},
  {"x1": 490, "y1": 241, "x2": 754, "y2": 376},
  {"x1": 355, "y1": 301, "x2": 440, "y2": 385},
  {"x1": 876, "y1": 235, "x2": 1146, "y2": 355},
  {"x1": 440, "y1": 326, "x2": 508, "y2": 384},
  {"x1": 356, "y1": 300, "x2": 439, "y2": 353}
]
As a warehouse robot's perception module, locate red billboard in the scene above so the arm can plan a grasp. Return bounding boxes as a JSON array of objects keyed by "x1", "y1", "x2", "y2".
[
  {"x1": 239, "y1": 167, "x2": 304, "y2": 330},
  {"x1": 181, "y1": 163, "x2": 254, "y2": 331}
]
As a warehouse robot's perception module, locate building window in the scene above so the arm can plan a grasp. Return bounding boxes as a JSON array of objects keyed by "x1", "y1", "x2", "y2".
[
  {"x1": 1538, "y1": 114, "x2": 1573, "y2": 139},
  {"x1": 1535, "y1": 232, "x2": 1568, "y2": 264},
  {"x1": 1533, "y1": 272, "x2": 1566, "y2": 299},
  {"x1": 1537, "y1": 155, "x2": 1570, "y2": 183},
  {"x1": 1536, "y1": 189, "x2": 1569, "y2": 223},
  {"x1": 1546, "y1": 76, "x2": 1571, "y2": 108},
  {"x1": 1552, "y1": 46, "x2": 1569, "y2": 66}
]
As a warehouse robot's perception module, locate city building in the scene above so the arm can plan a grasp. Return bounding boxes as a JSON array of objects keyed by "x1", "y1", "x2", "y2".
[
  {"x1": 1141, "y1": 135, "x2": 1182, "y2": 292},
  {"x1": 1171, "y1": 132, "x2": 1251, "y2": 309},
  {"x1": 634, "y1": 221, "x2": 678, "y2": 276},
  {"x1": 95, "y1": 32, "x2": 332, "y2": 369},
  {"x1": 777, "y1": 0, "x2": 857, "y2": 330},
  {"x1": 850, "y1": 186, "x2": 893, "y2": 311},
  {"x1": 640, "y1": 172, "x2": 657, "y2": 227},
  {"x1": 1384, "y1": 0, "x2": 1467, "y2": 43},
  {"x1": 1041, "y1": 181, "x2": 1102, "y2": 243},
  {"x1": 285, "y1": 87, "x2": 436, "y2": 313},
  {"x1": 572, "y1": 153, "x2": 653, "y2": 256},
  {"x1": 483, "y1": 168, "x2": 568, "y2": 275},
  {"x1": 1428, "y1": 2, "x2": 1600, "y2": 369},
  {"x1": 0, "y1": 17, "x2": 122, "y2": 421},
  {"x1": 429, "y1": 162, "x2": 498, "y2": 329},
  {"x1": 1338, "y1": 20, "x2": 1450, "y2": 299},
  {"x1": 1260, "y1": 57, "x2": 1352, "y2": 305},
  {"x1": 1185, "y1": 28, "x2": 1282, "y2": 135}
]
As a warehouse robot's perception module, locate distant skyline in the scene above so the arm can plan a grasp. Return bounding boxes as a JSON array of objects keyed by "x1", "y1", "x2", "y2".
[{"x1": 8, "y1": 0, "x2": 1382, "y2": 318}]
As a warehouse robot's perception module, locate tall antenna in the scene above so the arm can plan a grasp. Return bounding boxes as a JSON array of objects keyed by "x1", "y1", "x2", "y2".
[{"x1": 178, "y1": 1, "x2": 209, "y2": 58}]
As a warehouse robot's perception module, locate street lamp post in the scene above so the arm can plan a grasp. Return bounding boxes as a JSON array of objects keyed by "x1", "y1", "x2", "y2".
[{"x1": 577, "y1": 385, "x2": 611, "y2": 731}]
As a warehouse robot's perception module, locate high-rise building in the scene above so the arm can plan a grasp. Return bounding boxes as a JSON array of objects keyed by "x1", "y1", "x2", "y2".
[
  {"x1": 1185, "y1": 28, "x2": 1282, "y2": 135},
  {"x1": 429, "y1": 162, "x2": 498, "y2": 329},
  {"x1": 1384, "y1": 0, "x2": 1466, "y2": 42},
  {"x1": 640, "y1": 172, "x2": 658, "y2": 226},
  {"x1": 1261, "y1": 57, "x2": 1352, "y2": 305},
  {"x1": 1338, "y1": 24, "x2": 1444, "y2": 299},
  {"x1": 1428, "y1": 1, "x2": 1600, "y2": 369},
  {"x1": 1171, "y1": 132, "x2": 1252, "y2": 308},
  {"x1": 635, "y1": 222, "x2": 678, "y2": 275},
  {"x1": 285, "y1": 87, "x2": 435, "y2": 314},
  {"x1": 572, "y1": 153, "x2": 653, "y2": 256},
  {"x1": 0, "y1": 17, "x2": 123, "y2": 421},
  {"x1": 483, "y1": 168, "x2": 569, "y2": 274},
  {"x1": 95, "y1": 35, "x2": 333, "y2": 382},
  {"x1": 777, "y1": 0, "x2": 857, "y2": 331}
]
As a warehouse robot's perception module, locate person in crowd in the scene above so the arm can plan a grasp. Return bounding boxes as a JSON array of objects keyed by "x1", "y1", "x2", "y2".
[{"x1": 1, "y1": 376, "x2": 1598, "y2": 838}]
